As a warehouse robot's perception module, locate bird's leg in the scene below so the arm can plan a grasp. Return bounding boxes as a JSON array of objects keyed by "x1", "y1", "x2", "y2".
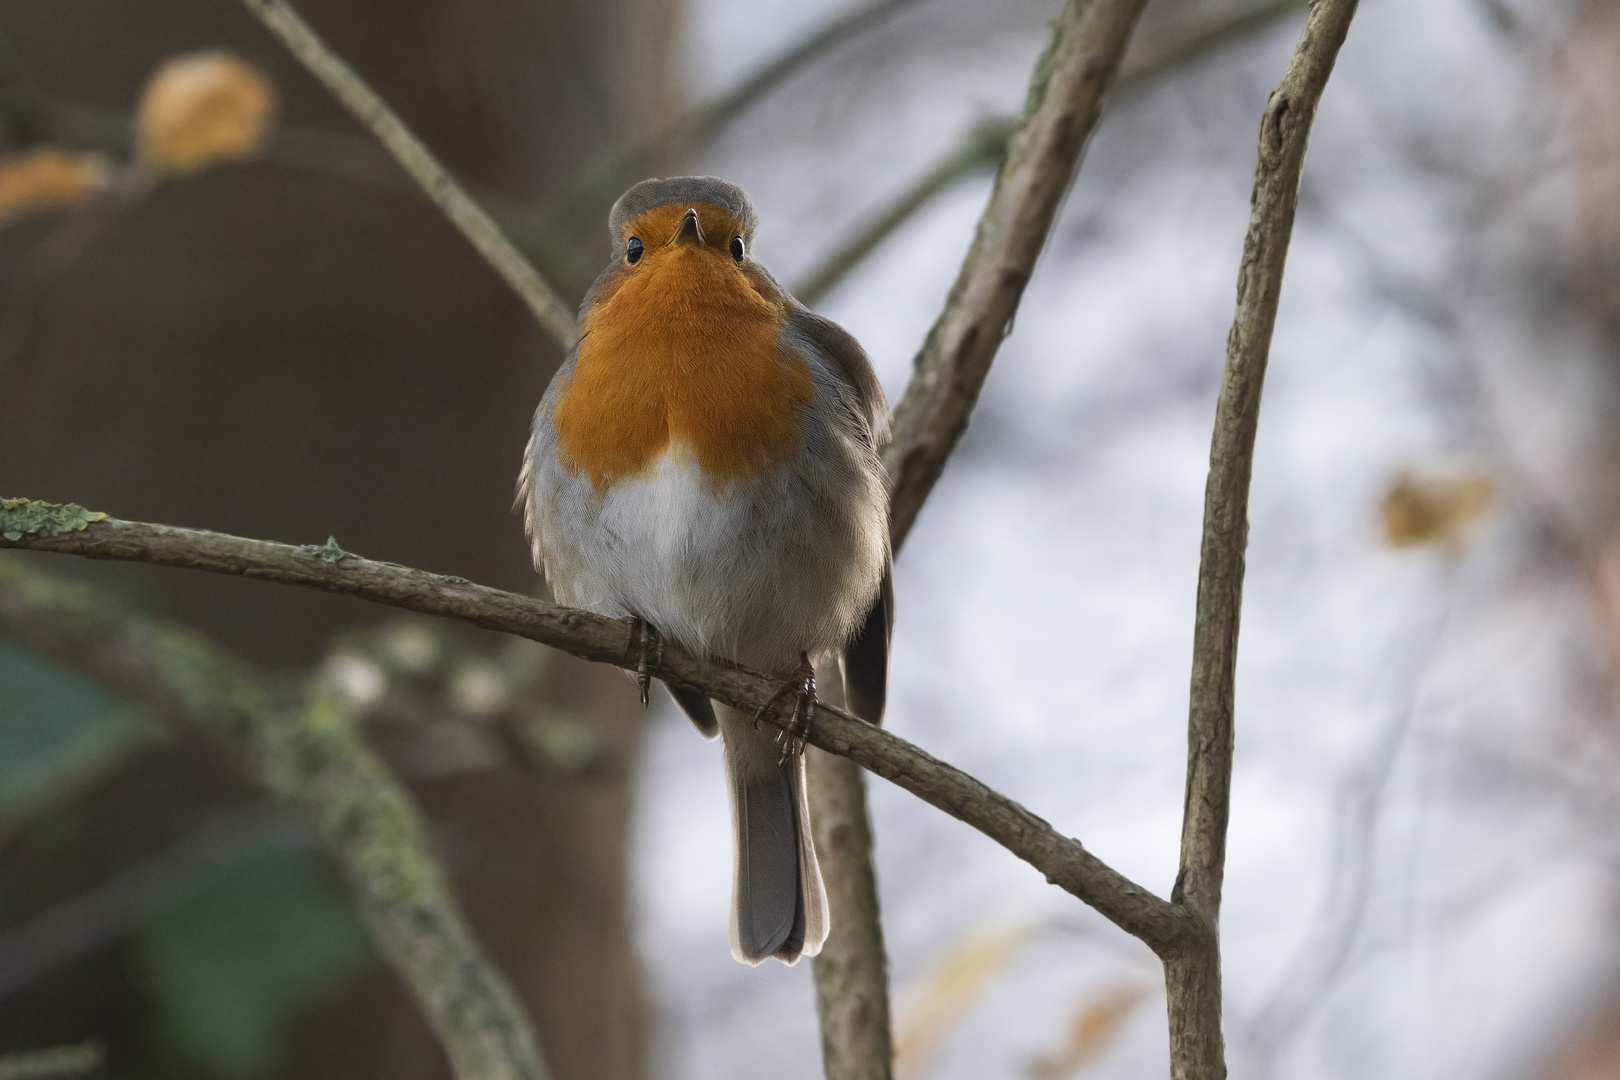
[
  {"x1": 622, "y1": 616, "x2": 664, "y2": 707},
  {"x1": 752, "y1": 652, "x2": 816, "y2": 763}
]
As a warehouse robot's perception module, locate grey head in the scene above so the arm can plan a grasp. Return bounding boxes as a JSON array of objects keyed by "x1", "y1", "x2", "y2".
[{"x1": 607, "y1": 176, "x2": 758, "y2": 247}]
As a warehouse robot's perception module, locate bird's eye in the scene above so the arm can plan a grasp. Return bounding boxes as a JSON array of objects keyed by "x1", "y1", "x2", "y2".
[
  {"x1": 730, "y1": 236, "x2": 745, "y2": 263},
  {"x1": 626, "y1": 237, "x2": 643, "y2": 265}
]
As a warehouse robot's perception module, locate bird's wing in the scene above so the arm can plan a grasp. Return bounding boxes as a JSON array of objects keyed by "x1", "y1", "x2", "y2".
[
  {"x1": 663, "y1": 680, "x2": 720, "y2": 738},
  {"x1": 841, "y1": 555, "x2": 893, "y2": 726},
  {"x1": 784, "y1": 308, "x2": 890, "y2": 447},
  {"x1": 516, "y1": 347, "x2": 579, "y2": 565},
  {"x1": 784, "y1": 307, "x2": 895, "y2": 725}
]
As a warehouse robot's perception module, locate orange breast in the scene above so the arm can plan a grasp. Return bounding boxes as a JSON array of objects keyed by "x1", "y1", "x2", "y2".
[{"x1": 552, "y1": 225, "x2": 813, "y2": 492}]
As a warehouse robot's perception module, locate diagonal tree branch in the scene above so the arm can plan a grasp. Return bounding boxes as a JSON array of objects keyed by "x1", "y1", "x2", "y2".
[
  {"x1": 0, "y1": 511, "x2": 1195, "y2": 952},
  {"x1": 807, "y1": 4, "x2": 1154, "y2": 1074},
  {"x1": 234, "y1": 0, "x2": 579, "y2": 351},
  {"x1": 883, "y1": 0, "x2": 1152, "y2": 551},
  {"x1": 1165, "y1": 1, "x2": 1360, "y2": 1077},
  {"x1": 0, "y1": 553, "x2": 552, "y2": 1080}
]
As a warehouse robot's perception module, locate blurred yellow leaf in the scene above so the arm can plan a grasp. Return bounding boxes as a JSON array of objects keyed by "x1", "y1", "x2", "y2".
[
  {"x1": 1378, "y1": 469, "x2": 1494, "y2": 550},
  {"x1": 1026, "y1": 983, "x2": 1150, "y2": 1079},
  {"x1": 137, "y1": 51, "x2": 277, "y2": 175},
  {"x1": 895, "y1": 923, "x2": 1032, "y2": 1079},
  {"x1": 0, "y1": 147, "x2": 113, "y2": 224}
]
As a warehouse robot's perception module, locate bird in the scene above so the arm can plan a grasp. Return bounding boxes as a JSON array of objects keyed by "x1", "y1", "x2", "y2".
[{"x1": 519, "y1": 176, "x2": 893, "y2": 966}]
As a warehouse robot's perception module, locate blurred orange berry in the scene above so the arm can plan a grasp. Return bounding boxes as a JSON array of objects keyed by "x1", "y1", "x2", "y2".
[
  {"x1": 0, "y1": 147, "x2": 114, "y2": 224},
  {"x1": 136, "y1": 51, "x2": 277, "y2": 175}
]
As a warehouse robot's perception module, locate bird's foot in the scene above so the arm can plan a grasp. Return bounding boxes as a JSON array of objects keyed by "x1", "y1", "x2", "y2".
[
  {"x1": 622, "y1": 616, "x2": 664, "y2": 707},
  {"x1": 753, "y1": 652, "x2": 816, "y2": 763}
]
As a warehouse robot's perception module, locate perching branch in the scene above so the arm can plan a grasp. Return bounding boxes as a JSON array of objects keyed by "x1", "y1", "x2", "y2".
[
  {"x1": 0, "y1": 554, "x2": 552, "y2": 1080},
  {"x1": 234, "y1": 0, "x2": 579, "y2": 351},
  {"x1": 1165, "y1": 1, "x2": 1360, "y2": 1077},
  {"x1": 0, "y1": 509, "x2": 1195, "y2": 953},
  {"x1": 884, "y1": 0, "x2": 1152, "y2": 551}
]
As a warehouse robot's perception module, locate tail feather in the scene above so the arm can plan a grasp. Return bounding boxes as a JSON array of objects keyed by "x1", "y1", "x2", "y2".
[
  {"x1": 719, "y1": 704, "x2": 827, "y2": 965},
  {"x1": 662, "y1": 679, "x2": 719, "y2": 738}
]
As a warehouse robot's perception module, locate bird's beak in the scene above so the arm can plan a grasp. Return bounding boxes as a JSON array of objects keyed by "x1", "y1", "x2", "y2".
[{"x1": 671, "y1": 207, "x2": 705, "y2": 246}]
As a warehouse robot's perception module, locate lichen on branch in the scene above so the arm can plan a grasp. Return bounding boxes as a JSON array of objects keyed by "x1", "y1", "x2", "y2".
[{"x1": 0, "y1": 498, "x2": 106, "y2": 541}]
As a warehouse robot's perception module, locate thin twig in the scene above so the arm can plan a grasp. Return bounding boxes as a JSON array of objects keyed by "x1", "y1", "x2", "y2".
[
  {"x1": 794, "y1": 118, "x2": 1016, "y2": 307},
  {"x1": 0, "y1": 554, "x2": 552, "y2": 1080},
  {"x1": 1118, "y1": 0, "x2": 1308, "y2": 89},
  {"x1": 0, "y1": 522, "x2": 1194, "y2": 951},
  {"x1": 668, "y1": 0, "x2": 932, "y2": 153},
  {"x1": 553, "y1": 0, "x2": 935, "y2": 226},
  {"x1": 234, "y1": 0, "x2": 578, "y2": 350},
  {"x1": 33, "y1": 101, "x2": 592, "y2": 295},
  {"x1": 794, "y1": 0, "x2": 1310, "y2": 308},
  {"x1": 1165, "y1": 1, "x2": 1360, "y2": 1077},
  {"x1": 884, "y1": 0, "x2": 1153, "y2": 551}
]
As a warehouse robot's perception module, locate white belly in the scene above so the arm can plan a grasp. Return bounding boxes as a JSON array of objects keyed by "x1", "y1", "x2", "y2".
[{"x1": 534, "y1": 444, "x2": 884, "y2": 672}]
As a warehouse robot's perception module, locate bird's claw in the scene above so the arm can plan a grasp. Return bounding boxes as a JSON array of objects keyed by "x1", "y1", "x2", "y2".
[
  {"x1": 623, "y1": 616, "x2": 663, "y2": 708},
  {"x1": 753, "y1": 653, "x2": 816, "y2": 764}
]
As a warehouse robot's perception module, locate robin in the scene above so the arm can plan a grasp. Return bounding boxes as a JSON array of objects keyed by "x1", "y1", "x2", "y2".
[{"x1": 519, "y1": 176, "x2": 894, "y2": 965}]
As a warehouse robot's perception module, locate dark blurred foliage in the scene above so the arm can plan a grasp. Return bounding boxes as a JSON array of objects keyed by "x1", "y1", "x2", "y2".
[{"x1": 0, "y1": 1, "x2": 680, "y2": 1077}]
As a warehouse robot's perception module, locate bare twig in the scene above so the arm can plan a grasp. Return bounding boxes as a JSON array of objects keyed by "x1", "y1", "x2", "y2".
[
  {"x1": 884, "y1": 0, "x2": 1153, "y2": 551},
  {"x1": 0, "y1": 554, "x2": 551, "y2": 1080},
  {"x1": 1119, "y1": 0, "x2": 1308, "y2": 89},
  {"x1": 1241, "y1": 594, "x2": 1446, "y2": 1078},
  {"x1": 657, "y1": 0, "x2": 931, "y2": 158},
  {"x1": 31, "y1": 101, "x2": 591, "y2": 296},
  {"x1": 555, "y1": 0, "x2": 934, "y2": 224},
  {"x1": 809, "y1": 745, "x2": 894, "y2": 1080},
  {"x1": 794, "y1": 0, "x2": 1310, "y2": 308},
  {"x1": 1167, "y1": 1, "x2": 1360, "y2": 1077},
  {"x1": 794, "y1": 118, "x2": 1016, "y2": 307},
  {"x1": 234, "y1": 0, "x2": 578, "y2": 350},
  {"x1": 0, "y1": 517, "x2": 1194, "y2": 951}
]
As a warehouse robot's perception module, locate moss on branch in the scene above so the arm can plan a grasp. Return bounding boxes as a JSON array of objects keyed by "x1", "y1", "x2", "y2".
[{"x1": 0, "y1": 555, "x2": 550, "y2": 1080}]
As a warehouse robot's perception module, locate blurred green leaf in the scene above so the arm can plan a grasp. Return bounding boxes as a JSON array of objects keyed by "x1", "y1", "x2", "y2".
[
  {"x1": 0, "y1": 641, "x2": 157, "y2": 818},
  {"x1": 132, "y1": 844, "x2": 370, "y2": 1076}
]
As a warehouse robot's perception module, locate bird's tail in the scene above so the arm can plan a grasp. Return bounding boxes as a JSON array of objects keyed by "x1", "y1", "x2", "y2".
[{"x1": 717, "y1": 703, "x2": 828, "y2": 965}]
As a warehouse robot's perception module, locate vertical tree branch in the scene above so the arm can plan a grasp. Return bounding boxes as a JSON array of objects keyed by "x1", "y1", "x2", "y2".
[
  {"x1": 0, "y1": 557, "x2": 552, "y2": 1080},
  {"x1": 1167, "y1": 1, "x2": 1359, "y2": 1077},
  {"x1": 234, "y1": 0, "x2": 579, "y2": 351},
  {"x1": 809, "y1": 749, "x2": 893, "y2": 1080},
  {"x1": 884, "y1": 0, "x2": 1152, "y2": 550},
  {"x1": 814, "y1": 4, "x2": 1151, "y2": 1074}
]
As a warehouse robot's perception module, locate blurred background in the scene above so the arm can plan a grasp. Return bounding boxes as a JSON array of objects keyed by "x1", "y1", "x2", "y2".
[{"x1": 1, "y1": 0, "x2": 1616, "y2": 1077}]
